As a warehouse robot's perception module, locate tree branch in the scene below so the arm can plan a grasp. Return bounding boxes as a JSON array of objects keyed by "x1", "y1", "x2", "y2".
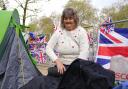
[
  {"x1": 14, "y1": 0, "x2": 24, "y2": 9},
  {"x1": 26, "y1": 14, "x2": 37, "y2": 18},
  {"x1": 26, "y1": 8, "x2": 41, "y2": 13}
]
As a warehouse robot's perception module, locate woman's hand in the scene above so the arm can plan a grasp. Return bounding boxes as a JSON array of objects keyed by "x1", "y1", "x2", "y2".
[{"x1": 55, "y1": 59, "x2": 66, "y2": 75}]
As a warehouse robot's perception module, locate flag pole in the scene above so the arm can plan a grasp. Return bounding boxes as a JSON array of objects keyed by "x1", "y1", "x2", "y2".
[
  {"x1": 83, "y1": 18, "x2": 128, "y2": 61},
  {"x1": 102, "y1": 19, "x2": 128, "y2": 26},
  {"x1": 84, "y1": 19, "x2": 128, "y2": 28}
]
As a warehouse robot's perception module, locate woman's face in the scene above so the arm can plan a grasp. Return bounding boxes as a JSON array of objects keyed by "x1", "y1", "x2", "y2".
[{"x1": 63, "y1": 16, "x2": 76, "y2": 31}]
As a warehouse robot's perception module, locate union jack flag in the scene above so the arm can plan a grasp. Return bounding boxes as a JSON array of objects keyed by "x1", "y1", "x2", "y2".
[{"x1": 96, "y1": 17, "x2": 128, "y2": 69}]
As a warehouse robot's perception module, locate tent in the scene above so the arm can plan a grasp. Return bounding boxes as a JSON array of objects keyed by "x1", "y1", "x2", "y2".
[{"x1": 0, "y1": 9, "x2": 41, "y2": 89}]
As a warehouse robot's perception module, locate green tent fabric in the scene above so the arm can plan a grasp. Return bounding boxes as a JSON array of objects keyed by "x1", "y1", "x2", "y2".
[
  {"x1": 0, "y1": 10, "x2": 12, "y2": 43},
  {"x1": 0, "y1": 9, "x2": 41, "y2": 89},
  {"x1": 0, "y1": 9, "x2": 19, "y2": 62},
  {"x1": 0, "y1": 9, "x2": 36, "y2": 64}
]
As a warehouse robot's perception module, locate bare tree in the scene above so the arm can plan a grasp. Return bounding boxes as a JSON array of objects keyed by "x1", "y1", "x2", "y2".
[
  {"x1": 101, "y1": 0, "x2": 128, "y2": 28},
  {"x1": 0, "y1": 0, "x2": 8, "y2": 10},
  {"x1": 14, "y1": 0, "x2": 50, "y2": 31},
  {"x1": 14, "y1": 0, "x2": 38, "y2": 27}
]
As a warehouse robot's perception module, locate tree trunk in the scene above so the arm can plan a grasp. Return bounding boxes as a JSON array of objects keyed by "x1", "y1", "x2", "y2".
[{"x1": 22, "y1": 0, "x2": 29, "y2": 31}]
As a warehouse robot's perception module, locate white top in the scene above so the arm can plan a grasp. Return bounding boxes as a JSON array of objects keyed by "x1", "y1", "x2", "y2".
[{"x1": 46, "y1": 26, "x2": 89, "y2": 65}]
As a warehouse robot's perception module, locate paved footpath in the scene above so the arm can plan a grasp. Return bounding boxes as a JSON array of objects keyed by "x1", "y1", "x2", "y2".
[{"x1": 36, "y1": 62, "x2": 55, "y2": 75}]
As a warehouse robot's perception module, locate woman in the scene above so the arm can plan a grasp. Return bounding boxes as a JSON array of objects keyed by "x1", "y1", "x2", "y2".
[
  {"x1": 46, "y1": 7, "x2": 89, "y2": 75},
  {"x1": 20, "y1": 8, "x2": 115, "y2": 89}
]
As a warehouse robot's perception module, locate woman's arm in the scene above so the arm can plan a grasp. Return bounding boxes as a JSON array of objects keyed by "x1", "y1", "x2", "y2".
[
  {"x1": 46, "y1": 30, "x2": 66, "y2": 74},
  {"x1": 78, "y1": 27, "x2": 89, "y2": 60},
  {"x1": 46, "y1": 30, "x2": 59, "y2": 61}
]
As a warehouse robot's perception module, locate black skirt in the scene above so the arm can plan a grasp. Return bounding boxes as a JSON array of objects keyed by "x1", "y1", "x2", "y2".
[{"x1": 20, "y1": 59, "x2": 115, "y2": 89}]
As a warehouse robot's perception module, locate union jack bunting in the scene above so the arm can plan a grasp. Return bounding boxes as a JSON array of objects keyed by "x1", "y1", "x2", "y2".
[
  {"x1": 96, "y1": 17, "x2": 128, "y2": 69},
  {"x1": 101, "y1": 17, "x2": 114, "y2": 33}
]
